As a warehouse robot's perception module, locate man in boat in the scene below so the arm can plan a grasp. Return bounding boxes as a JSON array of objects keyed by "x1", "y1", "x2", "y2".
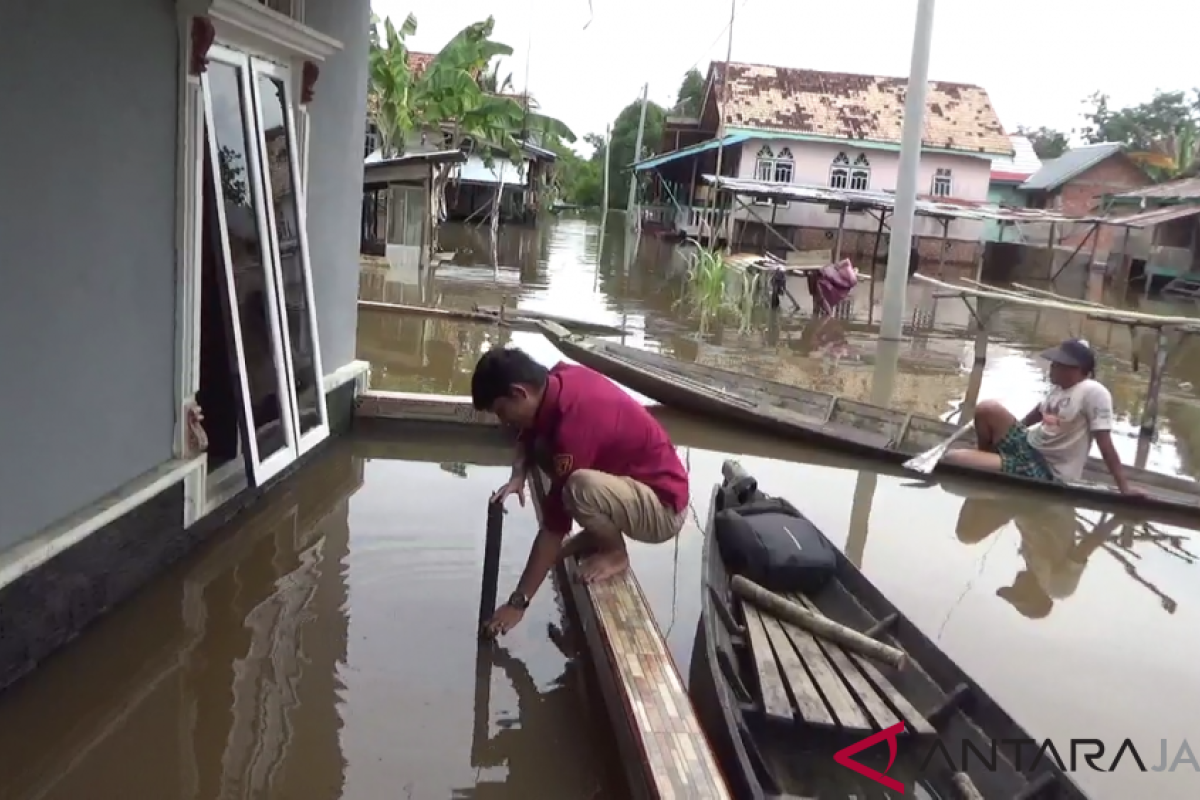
[
  {"x1": 943, "y1": 338, "x2": 1141, "y2": 495},
  {"x1": 471, "y1": 347, "x2": 689, "y2": 636}
]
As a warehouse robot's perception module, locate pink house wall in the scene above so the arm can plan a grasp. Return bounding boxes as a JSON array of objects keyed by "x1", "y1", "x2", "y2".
[{"x1": 733, "y1": 138, "x2": 992, "y2": 240}]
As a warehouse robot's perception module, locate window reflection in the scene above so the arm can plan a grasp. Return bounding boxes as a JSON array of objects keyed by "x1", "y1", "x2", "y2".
[
  {"x1": 256, "y1": 73, "x2": 323, "y2": 436},
  {"x1": 207, "y1": 61, "x2": 288, "y2": 460}
]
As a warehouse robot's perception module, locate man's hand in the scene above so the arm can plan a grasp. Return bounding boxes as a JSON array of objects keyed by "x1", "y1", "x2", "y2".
[
  {"x1": 490, "y1": 476, "x2": 526, "y2": 507},
  {"x1": 482, "y1": 603, "x2": 525, "y2": 637}
]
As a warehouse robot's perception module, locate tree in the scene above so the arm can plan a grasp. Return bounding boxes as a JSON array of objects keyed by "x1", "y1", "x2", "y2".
[
  {"x1": 604, "y1": 99, "x2": 666, "y2": 208},
  {"x1": 1079, "y1": 89, "x2": 1200, "y2": 179},
  {"x1": 674, "y1": 69, "x2": 705, "y2": 117},
  {"x1": 1015, "y1": 125, "x2": 1068, "y2": 160}
]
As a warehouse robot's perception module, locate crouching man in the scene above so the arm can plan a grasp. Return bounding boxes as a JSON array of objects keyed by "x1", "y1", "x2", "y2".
[{"x1": 471, "y1": 347, "x2": 689, "y2": 636}]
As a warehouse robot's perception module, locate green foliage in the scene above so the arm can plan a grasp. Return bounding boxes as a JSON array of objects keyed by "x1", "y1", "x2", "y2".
[
  {"x1": 367, "y1": 12, "x2": 575, "y2": 165},
  {"x1": 674, "y1": 69, "x2": 705, "y2": 117},
  {"x1": 677, "y1": 240, "x2": 759, "y2": 333},
  {"x1": 1079, "y1": 90, "x2": 1200, "y2": 180},
  {"x1": 1016, "y1": 125, "x2": 1068, "y2": 160}
]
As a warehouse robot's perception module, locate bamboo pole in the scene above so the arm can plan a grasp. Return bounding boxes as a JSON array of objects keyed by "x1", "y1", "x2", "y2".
[
  {"x1": 730, "y1": 576, "x2": 907, "y2": 669},
  {"x1": 913, "y1": 274, "x2": 1200, "y2": 325}
]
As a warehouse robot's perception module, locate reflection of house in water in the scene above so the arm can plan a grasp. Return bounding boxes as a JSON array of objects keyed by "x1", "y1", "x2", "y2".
[{"x1": 0, "y1": 448, "x2": 363, "y2": 800}]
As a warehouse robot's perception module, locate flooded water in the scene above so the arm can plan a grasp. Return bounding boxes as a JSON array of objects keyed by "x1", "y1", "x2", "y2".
[
  {"x1": 357, "y1": 217, "x2": 1200, "y2": 800},
  {"x1": 0, "y1": 442, "x2": 622, "y2": 800},
  {"x1": 2, "y1": 217, "x2": 1197, "y2": 800}
]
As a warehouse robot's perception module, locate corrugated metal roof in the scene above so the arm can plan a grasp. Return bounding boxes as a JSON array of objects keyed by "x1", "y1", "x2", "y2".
[
  {"x1": 1019, "y1": 143, "x2": 1123, "y2": 192},
  {"x1": 633, "y1": 134, "x2": 750, "y2": 171},
  {"x1": 989, "y1": 136, "x2": 1041, "y2": 181},
  {"x1": 1113, "y1": 176, "x2": 1200, "y2": 201},
  {"x1": 1114, "y1": 204, "x2": 1200, "y2": 228},
  {"x1": 703, "y1": 174, "x2": 1125, "y2": 224},
  {"x1": 711, "y1": 62, "x2": 1013, "y2": 156}
]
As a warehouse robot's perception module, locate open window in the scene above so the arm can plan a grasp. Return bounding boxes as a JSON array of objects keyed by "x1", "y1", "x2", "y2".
[{"x1": 199, "y1": 44, "x2": 328, "y2": 489}]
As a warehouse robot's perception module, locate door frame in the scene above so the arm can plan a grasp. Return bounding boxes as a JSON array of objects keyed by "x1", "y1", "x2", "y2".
[
  {"x1": 246, "y1": 57, "x2": 330, "y2": 457},
  {"x1": 201, "y1": 42, "x2": 302, "y2": 486}
]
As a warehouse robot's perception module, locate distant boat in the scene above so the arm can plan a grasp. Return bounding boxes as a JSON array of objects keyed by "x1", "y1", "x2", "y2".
[{"x1": 536, "y1": 320, "x2": 1200, "y2": 519}]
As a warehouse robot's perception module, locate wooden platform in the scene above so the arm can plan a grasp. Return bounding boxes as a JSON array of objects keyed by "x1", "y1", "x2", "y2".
[
  {"x1": 354, "y1": 390, "x2": 499, "y2": 426},
  {"x1": 527, "y1": 469, "x2": 732, "y2": 800},
  {"x1": 559, "y1": 557, "x2": 732, "y2": 800},
  {"x1": 742, "y1": 594, "x2": 933, "y2": 737}
]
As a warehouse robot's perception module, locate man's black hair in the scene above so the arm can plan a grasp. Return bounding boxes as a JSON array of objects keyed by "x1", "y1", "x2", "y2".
[{"x1": 471, "y1": 347, "x2": 549, "y2": 410}]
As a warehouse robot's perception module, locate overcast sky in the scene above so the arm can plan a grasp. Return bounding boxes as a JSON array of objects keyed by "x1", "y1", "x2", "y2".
[{"x1": 371, "y1": 0, "x2": 1199, "y2": 155}]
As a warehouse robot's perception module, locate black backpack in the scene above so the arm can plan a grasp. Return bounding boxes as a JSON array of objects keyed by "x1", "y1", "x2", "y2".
[{"x1": 713, "y1": 479, "x2": 839, "y2": 594}]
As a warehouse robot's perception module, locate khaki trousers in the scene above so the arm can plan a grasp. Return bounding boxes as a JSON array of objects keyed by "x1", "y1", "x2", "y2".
[{"x1": 563, "y1": 469, "x2": 685, "y2": 544}]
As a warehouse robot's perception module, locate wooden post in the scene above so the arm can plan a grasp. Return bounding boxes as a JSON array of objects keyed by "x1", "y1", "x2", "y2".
[
  {"x1": 833, "y1": 205, "x2": 847, "y2": 261},
  {"x1": 730, "y1": 575, "x2": 907, "y2": 668},
  {"x1": 935, "y1": 217, "x2": 950, "y2": 277},
  {"x1": 478, "y1": 500, "x2": 505, "y2": 636},
  {"x1": 960, "y1": 297, "x2": 989, "y2": 420},
  {"x1": 868, "y1": 210, "x2": 887, "y2": 324},
  {"x1": 845, "y1": 471, "x2": 877, "y2": 569},
  {"x1": 707, "y1": 0, "x2": 737, "y2": 219},
  {"x1": 626, "y1": 83, "x2": 649, "y2": 223},
  {"x1": 470, "y1": 639, "x2": 493, "y2": 763},
  {"x1": 1139, "y1": 327, "x2": 1170, "y2": 439},
  {"x1": 601, "y1": 123, "x2": 611, "y2": 214},
  {"x1": 1044, "y1": 221, "x2": 1056, "y2": 279},
  {"x1": 1145, "y1": 224, "x2": 1160, "y2": 298}
]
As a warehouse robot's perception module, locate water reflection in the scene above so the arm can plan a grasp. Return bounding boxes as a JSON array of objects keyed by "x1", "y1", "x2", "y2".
[
  {"x1": 0, "y1": 444, "x2": 361, "y2": 800},
  {"x1": 360, "y1": 218, "x2": 1200, "y2": 478}
]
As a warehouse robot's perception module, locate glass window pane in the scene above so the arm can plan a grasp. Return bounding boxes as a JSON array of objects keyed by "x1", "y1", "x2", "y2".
[
  {"x1": 254, "y1": 72, "x2": 324, "y2": 437},
  {"x1": 207, "y1": 60, "x2": 288, "y2": 461}
]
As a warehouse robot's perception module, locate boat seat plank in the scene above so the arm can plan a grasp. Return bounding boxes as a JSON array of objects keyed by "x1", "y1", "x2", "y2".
[
  {"x1": 759, "y1": 614, "x2": 836, "y2": 727},
  {"x1": 742, "y1": 605, "x2": 794, "y2": 722},
  {"x1": 775, "y1": 615, "x2": 872, "y2": 731},
  {"x1": 793, "y1": 595, "x2": 936, "y2": 736}
]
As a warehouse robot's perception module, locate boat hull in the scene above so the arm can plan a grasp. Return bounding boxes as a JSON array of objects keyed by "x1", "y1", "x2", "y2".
[{"x1": 537, "y1": 322, "x2": 1199, "y2": 520}]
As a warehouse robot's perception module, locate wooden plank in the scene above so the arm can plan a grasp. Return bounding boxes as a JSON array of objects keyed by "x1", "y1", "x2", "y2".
[
  {"x1": 794, "y1": 595, "x2": 935, "y2": 736},
  {"x1": 788, "y1": 597, "x2": 897, "y2": 730},
  {"x1": 775, "y1": 614, "x2": 871, "y2": 731},
  {"x1": 742, "y1": 605, "x2": 794, "y2": 722},
  {"x1": 759, "y1": 614, "x2": 836, "y2": 726}
]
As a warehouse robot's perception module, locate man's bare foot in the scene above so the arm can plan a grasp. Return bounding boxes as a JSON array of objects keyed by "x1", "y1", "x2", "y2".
[
  {"x1": 578, "y1": 550, "x2": 630, "y2": 583},
  {"x1": 560, "y1": 530, "x2": 599, "y2": 561}
]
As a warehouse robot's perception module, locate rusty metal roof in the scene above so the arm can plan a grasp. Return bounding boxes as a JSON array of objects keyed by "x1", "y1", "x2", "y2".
[
  {"x1": 711, "y1": 62, "x2": 1013, "y2": 157},
  {"x1": 1114, "y1": 176, "x2": 1200, "y2": 201},
  {"x1": 408, "y1": 51, "x2": 435, "y2": 75}
]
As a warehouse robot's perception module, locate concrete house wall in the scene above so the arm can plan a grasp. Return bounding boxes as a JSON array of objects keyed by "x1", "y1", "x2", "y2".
[
  {"x1": 0, "y1": 0, "x2": 371, "y2": 695},
  {"x1": 733, "y1": 137, "x2": 992, "y2": 241}
]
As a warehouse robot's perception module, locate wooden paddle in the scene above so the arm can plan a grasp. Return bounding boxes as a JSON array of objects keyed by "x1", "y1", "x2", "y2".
[{"x1": 902, "y1": 424, "x2": 973, "y2": 474}]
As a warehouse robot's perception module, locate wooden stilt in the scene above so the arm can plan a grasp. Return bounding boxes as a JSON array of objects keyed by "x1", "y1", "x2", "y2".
[
  {"x1": 1139, "y1": 327, "x2": 1170, "y2": 439},
  {"x1": 833, "y1": 205, "x2": 847, "y2": 262}
]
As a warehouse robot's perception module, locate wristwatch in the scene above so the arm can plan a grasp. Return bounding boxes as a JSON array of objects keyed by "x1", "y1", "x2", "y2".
[{"x1": 508, "y1": 590, "x2": 530, "y2": 610}]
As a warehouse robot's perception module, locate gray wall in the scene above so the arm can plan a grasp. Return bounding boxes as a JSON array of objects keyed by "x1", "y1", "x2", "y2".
[
  {"x1": 0, "y1": 0, "x2": 178, "y2": 546},
  {"x1": 305, "y1": 0, "x2": 371, "y2": 374}
]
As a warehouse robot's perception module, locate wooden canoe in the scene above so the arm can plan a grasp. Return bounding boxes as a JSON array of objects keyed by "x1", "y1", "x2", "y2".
[
  {"x1": 536, "y1": 320, "x2": 1200, "y2": 519},
  {"x1": 690, "y1": 460, "x2": 1090, "y2": 799},
  {"x1": 358, "y1": 299, "x2": 625, "y2": 335}
]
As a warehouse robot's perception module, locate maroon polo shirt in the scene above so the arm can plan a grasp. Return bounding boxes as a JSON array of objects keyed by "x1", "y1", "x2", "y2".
[{"x1": 522, "y1": 362, "x2": 689, "y2": 535}]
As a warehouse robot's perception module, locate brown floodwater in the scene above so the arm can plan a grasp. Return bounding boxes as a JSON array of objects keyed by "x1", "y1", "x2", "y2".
[
  {"x1": 1, "y1": 218, "x2": 1197, "y2": 800},
  {"x1": 356, "y1": 217, "x2": 1200, "y2": 799}
]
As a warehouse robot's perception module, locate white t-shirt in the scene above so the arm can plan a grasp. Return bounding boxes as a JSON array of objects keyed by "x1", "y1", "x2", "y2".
[{"x1": 1026, "y1": 379, "x2": 1114, "y2": 481}]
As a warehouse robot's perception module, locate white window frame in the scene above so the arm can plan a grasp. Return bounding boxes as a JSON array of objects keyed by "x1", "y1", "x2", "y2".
[
  {"x1": 932, "y1": 167, "x2": 953, "y2": 198},
  {"x1": 248, "y1": 56, "x2": 330, "y2": 458},
  {"x1": 754, "y1": 145, "x2": 775, "y2": 182},
  {"x1": 174, "y1": 0, "x2": 341, "y2": 526},
  {"x1": 202, "y1": 43, "x2": 302, "y2": 486},
  {"x1": 849, "y1": 153, "x2": 870, "y2": 191},
  {"x1": 829, "y1": 151, "x2": 850, "y2": 190},
  {"x1": 751, "y1": 144, "x2": 791, "y2": 207}
]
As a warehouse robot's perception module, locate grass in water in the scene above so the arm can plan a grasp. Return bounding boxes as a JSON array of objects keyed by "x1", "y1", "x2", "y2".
[{"x1": 677, "y1": 239, "x2": 760, "y2": 333}]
